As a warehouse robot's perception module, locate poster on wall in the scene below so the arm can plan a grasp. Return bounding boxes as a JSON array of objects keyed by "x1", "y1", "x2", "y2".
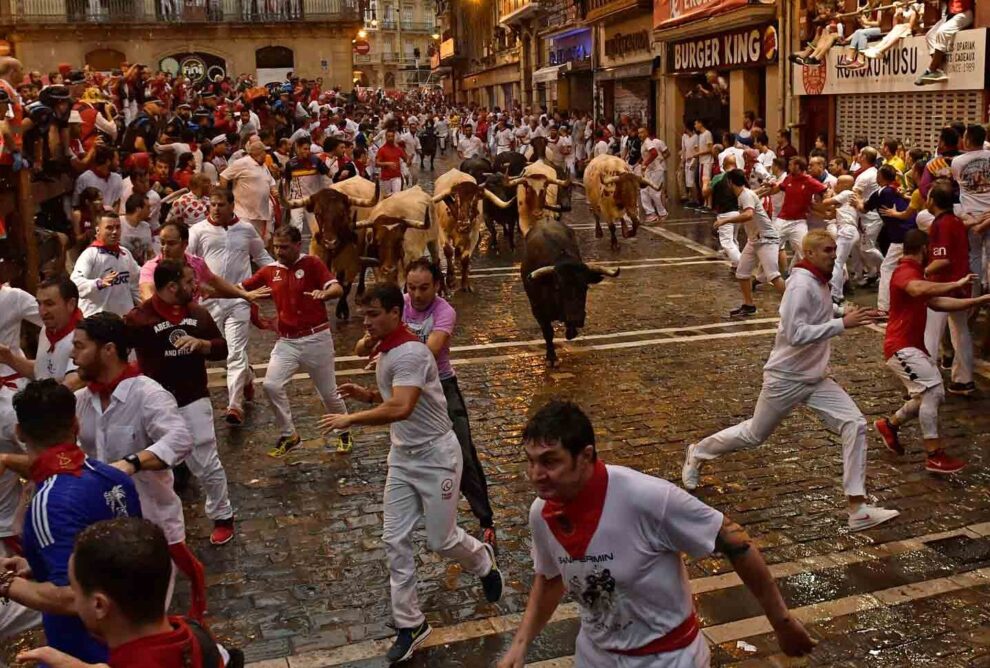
[
  {"x1": 793, "y1": 28, "x2": 987, "y2": 95},
  {"x1": 654, "y1": 0, "x2": 766, "y2": 30},
  {"x1": 159, "y1": 53, "x2": 227, "y2": 83}
]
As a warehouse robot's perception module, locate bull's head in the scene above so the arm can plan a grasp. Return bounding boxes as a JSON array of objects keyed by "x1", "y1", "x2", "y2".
[
  {"x1": 284, "y1": 184, "x2": 380, "y2": 254},
  {"x1": 527, "y1": 261, "x2": 619, "y2": 338},
  {"x1": 508, "y1": 173, "x2": 569, "y2": 232},
  {"x1": 434, "y1": 181, "x2": 513, "y2": 236},
  {"x1": 356, "y1": 207, "x2": 431, "y2": 284}
]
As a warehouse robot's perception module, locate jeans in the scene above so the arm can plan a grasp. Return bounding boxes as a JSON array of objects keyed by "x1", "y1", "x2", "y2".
[{"x1": 441, "y1": 376, "x2": 494, "y2": 528}]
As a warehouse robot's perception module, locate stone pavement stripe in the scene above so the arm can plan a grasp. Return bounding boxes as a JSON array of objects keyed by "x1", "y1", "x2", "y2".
[
  {"x1": 468, "y1": 259, "x2": 731, "y2": 279},
  {"x1": 206, "y1": 318, "x2": 783, "y2": 377},
  {"x1": 641, "y1": 225, "x2": 720, "y2": 256},
  {"x1": 245, "y1": 523, "x2": 988, "y2": 667},
  {"x1": 212, "y1": 328, "x2": 782, "y2": 387},
  {"x1": 468, "y1": 255, "x2": 720, "y2": 273}
]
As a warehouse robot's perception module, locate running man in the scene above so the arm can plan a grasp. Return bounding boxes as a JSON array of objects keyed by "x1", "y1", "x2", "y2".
[
  {"x1": 320, "y1": 283, "x2": 503, "y2": 665},
  {"x1": 682, "y1": 230, "x2": 900, "y2": 531},
  {"x1": 498, "y1": 399, "x2": 815, "y2": 667}
]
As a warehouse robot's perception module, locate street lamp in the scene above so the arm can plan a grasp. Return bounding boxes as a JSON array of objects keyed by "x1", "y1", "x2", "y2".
[
  {"x1": 358, "y1": 29, "x2": 368, "y2": 38},
  {"x1": 431, "y1": 33, "x2": 441, "y2": 40}
]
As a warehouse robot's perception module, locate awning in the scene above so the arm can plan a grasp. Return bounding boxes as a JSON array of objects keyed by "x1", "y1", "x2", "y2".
[
  {"x1": 595, "y1": 60, "x2": 653, "y2": 81},
  {"x1": 533, "y1": 63, "x2": 568, "y2": 83}
]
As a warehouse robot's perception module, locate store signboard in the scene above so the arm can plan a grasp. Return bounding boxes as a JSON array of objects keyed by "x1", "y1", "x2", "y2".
[
  {"x1": 549, "y1": 29, "x2": 592, "y2": 66},
  {"x1": 599, "y1": 13, "x2": 654, "y2": 69},
  {"x1": 793, "y1": 28, "x2": 987, "y2": 95},
  {"x1": 440, "y1": 39, "x2": 456, "y2": 61},
  {"x1": 668, "y1": 23, "x2": 778, "y2": 74},
  {"x1": 654, "y1": 0, "x2": 751, "y2": 30}
]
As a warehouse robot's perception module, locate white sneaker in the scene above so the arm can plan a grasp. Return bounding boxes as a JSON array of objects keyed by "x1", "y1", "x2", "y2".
[
  {"x1": 848, "y1": 504, "x2": 900, "y2": 532},
  {"x1": 682, "y1": 446, "x2": 701, "y2": 491}
]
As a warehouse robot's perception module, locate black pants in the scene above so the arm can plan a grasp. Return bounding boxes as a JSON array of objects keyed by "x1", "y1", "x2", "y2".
[{"x1": 441, "y1": 376, "x2": 494, "y2": 528}]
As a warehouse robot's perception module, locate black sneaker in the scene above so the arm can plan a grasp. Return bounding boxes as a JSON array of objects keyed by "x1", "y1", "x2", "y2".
[
  {"x1": 947, "y1": 381, "x2": 976, "y2": 396},
  {"x1": 479, "y1": 543, "x2": 503, "y2": 603},
  {"x1": 940, "y1": 355, "x2": 954, "y2": 371},
  {"x1": 386, "y1": 621, "x2": 432, "y2": 664},
  {"x1": 729, "y1": 304, "x2": 757, "y2": 319},
  {"x1": 482, "y1": 526, "x2": 498, "y2": 556}
]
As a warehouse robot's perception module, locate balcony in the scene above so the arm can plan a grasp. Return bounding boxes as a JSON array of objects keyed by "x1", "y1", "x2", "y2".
[
  {"x1": 2, "y1": 0, "x2": 361, "y2": 25},
  {"x1": 498, "y1": 0, "x2": 540, "y2": 26},
  {"x1": 367, "y1": 19, "x2": 435, "y2": 32}
]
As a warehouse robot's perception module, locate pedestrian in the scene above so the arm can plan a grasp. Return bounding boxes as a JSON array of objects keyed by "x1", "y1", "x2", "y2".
[
  {"x1": 375, "y1": 128, "x2": 406, "y2": 198},
  {"x1": 0, "y1": 379, "x2": 141, "y2": 664},
  {"x1": 457, "y1": 123, "x2": 484, "y2": 160},
  {"x1": 637, "y1": 126, "x2": 669, "y2": 224},
  {"x1": 682, "y1": 230, "x2": 901, "y2": 532},
  {"x1": 853, "y1": 146, "x2": 884, "y2": 285},
  {"x1": 188, "y1": 187, "x2": 274, "y2": 426},
  {"x1": 219, "y1": 137, "x2": 279, "y2": 242},
  {"x1": 239, "y1": 225, "x2": 352, "y2": 458},
  {"x1": 767, "y1": 156, "x2": 827, "y2": 274},
  {"x1": 874, "y1": 228, "x2": 989, "y2": 473},
  {"x1": 125, "y1": 259, "x2": 236, "y2": 545},
  {"x1": 816, "y1": 175, "x2": 861, "y2": 308},
  {"x1": 915, "y1": 0, "x2": 973, "y2": 85},
  {"x1": 70, "y1": 312, "x2": 207, "y2": 622},
  {"x1": 497, "y1": 399, "x2": 815, "y2": 667},
  {"x1": 320, "y1": 283, "x2": 503, "y2": 665},
  {"x1": 284, "y1": 135, "x2": 331, "y2": 236},
  {"x1": 705, "y1": 154, "x2": 742, "y2": 272},
  {"x1": 856, "y1": 163, "x2": 916, "y2": 312},
  {"x1": 70, "y1": 212, "x2": 142, "y2": 317}
]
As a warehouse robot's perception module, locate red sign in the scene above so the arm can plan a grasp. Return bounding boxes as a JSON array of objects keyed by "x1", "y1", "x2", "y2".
[
  {"x1": 654, "y1": 0, "x2": 751, "y2": 30},
  {"x1": 353, "y1": 40, "x2": 371, "y2": 55}
]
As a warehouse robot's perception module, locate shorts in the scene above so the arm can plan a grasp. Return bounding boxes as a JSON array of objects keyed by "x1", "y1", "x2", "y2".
[
  {"x1": 684, "y1": 163, "x2": 696, "y2": 188},
  {"x1": 886, "y1": 347, "x2": 943, "y2": 396},
  {"x1": 736, "y1": 238, "x2": 782, "y2": 281}
]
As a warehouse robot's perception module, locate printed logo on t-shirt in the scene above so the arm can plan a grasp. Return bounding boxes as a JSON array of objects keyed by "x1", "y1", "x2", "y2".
[
  {"x1": 295, "y1": 269, "x2": 305, "y2": 279},
  {"x1": 568, "y1": 565, "x2": 617, "y2": 617},
  {"x1": 273, "y1": 269, "x2": 283, "y2": 282},
  {"x1": 406, "y1": 314, "x2": 434, "y2": 344},
  {"x1": 958, "y1": 157, "x2": 990, "y2": 194},
  {"x1": 441, "y1": 477, "x2": 454, "y2": 499},
  {"x1": 104, "y1": 485, "x2": 131, "y2": 517}
]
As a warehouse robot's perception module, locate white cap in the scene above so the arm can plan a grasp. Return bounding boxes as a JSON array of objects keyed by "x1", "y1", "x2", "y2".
[
  {"x1": 68, "y1": 110, "x2": 83, "y2": 124},
  {"x1": 211, "y1": 135, "x2": 228, "y2": 146}
]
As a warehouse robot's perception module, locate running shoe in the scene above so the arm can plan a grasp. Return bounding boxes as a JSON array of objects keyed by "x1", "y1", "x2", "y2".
[
  {"x1": 268, "y1": 433, "x2": 301, "y2": 458},
  {"x1": 681, "y1": 446, "x2": 701, "y2": 491},
  {"x1": 940, "y1": 355, "x2": 954, "y2": 371},
  {"x1": 224, "y1": 407, "x2": 244, "y2": 427},
  {"x1": 210, "y1": 519, "x2": 235, "y2": 546},
  {"x1": 729, "y1": 304, "x2": 757, "y2": 319},
  {"x1": 335, "y1": 431, "x2": 354, "y2": 453},
  {"x1": 947, "y1": 381, "x2": 976, "y2": 397},
  {"x1": 479, "y1": 543, "x2": 504, "y2": 603},
  {"x1": 848, "y1": 504, "x2": 900, "y2": 532},
  {"x1": 874, "y1": 418, "x2": 903, "y2": 456},
  {"x1": 926, "y1": 451, "x2": 965, "y2": 474},
  {"x1": 482, "y1": 527, "x2": 498, "y2": 556},
  {"x1": 925, "y1": 69, "x2": 948, "y2": 82},
  {"x1": 386, "y1": 620, "x2": 432, "y2": 665}
]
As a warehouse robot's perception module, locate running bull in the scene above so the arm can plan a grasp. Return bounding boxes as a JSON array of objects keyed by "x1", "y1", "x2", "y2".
[
  {"x1": 358, "y1": 186, "x2": 440, "y2": 287},
  {"x1": 583, "y1": 154, "x2": 661, "y2": 251}
]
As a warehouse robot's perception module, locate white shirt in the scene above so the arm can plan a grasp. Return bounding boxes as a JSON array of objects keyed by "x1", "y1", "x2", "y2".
[
  {"x1": 832, "y1": 189, "x2": 859, "y2": 228},
  {"x1": 558, "y1": 136, "x2": 574, "y2": 163},
  {"x1": 592, "y1": 140, "x2": 610, "y2": 158},
  {"x1": 530, "y1": 465, "x2": 722, "y2": 658},
  {"x1": 681, "y1": 133, "x2": 698, "y2": 167},
  {"x1": 718, "y1": 146, "x2": 746, "y2": 172},
  {"x1": 220, "y1": 156, "x2": 276, "y2": 222},
  {"x1": 854, "y1": 166, "x2": 881, "y2": 224},
  {"x1": 457, "y1": 136, "x2": 484, "y2": 159},
  {"x1": 70, "y1": 245, "x2": 142, "y2": 317},
  {"x1": 0, "y1": 388, "x2": 22, "y2": 538},
  {"x1": 76, "y1": 376, "x2": 193, "y2": 544},
  {"x1": 495, "y1": 128, "x2": 514, "y2": 152},
  {"x1": 34, "y1": 326, "x2": 77, "y2": 383},
  {"x1": 0, "y1": 286, "x2": 42, "y2": 380},
  {"x1": 758, "y1": 148, "x2": 777, "y2": 170},
  {"x1": 763, "y1": 268, "x2": 846, "y2": 383},
  {"x1": 73, "y1": 169, "x2": 123, "y2": 208},
  {"x1": 738, "y1": 188, "x2": 777, "y2": 242},
  {"x1": 950, "y1": 149, "x2": 990, "y2": 215},
  {"x1": 399, "y1": 131, "x2": 420, "y2": 160},
  {"x1": 642, "y1": 137, "x2": 668, "y2": 177},
  {"x1": 696, "y1": 130, "x2": 713, "y2": 164},
  {"x1": 188, "y1": 218, "x2": 274, "y2": 289},
  {"x1": 119, "y1": 180, "x2": 162, "y2": 232},
  {"x1": 375, "y1": 341, "x2": 452, "y2": 448},
  {"x1": 120, "y1": 219, "x2": 154, "y2": 265}
]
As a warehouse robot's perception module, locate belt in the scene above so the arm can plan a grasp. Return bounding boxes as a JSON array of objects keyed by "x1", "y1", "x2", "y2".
[
  {"x1": 280, "y1": 322, "x2": 330, "y2": 340},
  {"x1": 609, "y1": 612, "x2": 699, "y2": 656}
]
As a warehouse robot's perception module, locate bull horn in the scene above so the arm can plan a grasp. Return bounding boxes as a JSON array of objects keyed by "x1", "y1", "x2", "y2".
[
  {"x1": 544, "y1": 203, "x2": 563, "y2": 212},
  {"x1": 585, "y1": 263, "x2": 620, "y2": 278},
  {"x1": 602, "y1": 174, "x2": 620, "y2": 186},
  {"x1": 285, "y1": 195, "x2": 312, "y2": 209},
  {"x1": 403, "y1": 206, "x2": 431, "y2": 230},
  {"x1": 637, "y1": 175, "x2": 662, "y2": 190},
  {"x1": 548, "y1": 176, "x2": 570, "y2": 187},
  {"x1": 483, "y1": 189, "x2": 514, "y2": 209},
  {"x1": 507, "y1": 176, "x2": 527, "y2": 187},
  {"x1": 431, "y1": 188, "x2": 451, "y2": 203},
  {"x1": 527, "y1": 265, "x2": 557, "y2": 281},
  {"x1": 359, "y1": 256, "x2": 381, "y2": 267},
  {"x1": 355, "y1": 217, "x2": 377, "y2": 229},
  {"x1": 348, "y1": 184, "x2": 379, "y2": 208}
]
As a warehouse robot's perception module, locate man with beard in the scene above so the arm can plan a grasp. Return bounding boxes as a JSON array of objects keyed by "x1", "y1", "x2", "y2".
[{"x1": 125, "y1": 260, "x2": 236, "y2": 545}]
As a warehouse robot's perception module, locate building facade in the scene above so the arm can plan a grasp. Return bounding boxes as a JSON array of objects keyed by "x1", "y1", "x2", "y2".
[{"x1": 355, "y1": 0, "x2": 436, "y2": 89}]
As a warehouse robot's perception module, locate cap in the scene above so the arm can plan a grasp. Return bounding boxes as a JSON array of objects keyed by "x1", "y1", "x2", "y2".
[
  {"x1": 65, "y1": 70, "x2": 87, "y2": 85},
  {"x1": 41, "y1": 84, "x2": 72, "y2": 101},
  {"x1": 200, "y1": 91, "x2": 217, "y2": 99},
  {"x1": 211, "y1": 134, "x2": 229, "y2": 145},
  {"x1": 176, "y1": 102, "x2": 191, "y2": 110},
  {"x1": 68, "y1": 109, "x2": 83, "y2": 124}
]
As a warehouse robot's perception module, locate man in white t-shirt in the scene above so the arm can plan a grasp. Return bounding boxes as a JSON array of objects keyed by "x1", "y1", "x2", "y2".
[
  {"x1": 694, "y1": 119, "x2": 714, "y2": 207},
  {"x1": 70, "y1": 213, "x2": 142, "y2": 318},
  {"x1": 219, "y1": 139, "x2": 279, "y2": 242},
  {"x1": 637, "y1": 127, "x2": 669, "y2": 223},
  {"x1": 498, "y1": 400, "x2": 815, "y2": 668},
  {"x1": 457, "y1": 124, "x2": 485, "y2": 160},
  {"x1": 815, "y1": 175, "x2": 861, "y2": 305},
  {"x1": 680, "y1": 124, "x2": 698, "y2": 204},
  {"x1": 951, "y1": 123, "x2": 990, "y2": 288},
  {"x1": 320, "y1": 283, "x2": 503, "y2": 665},
  {"x1": 494, "y1": 119, "x2": 515, "y2": 155},
  {"x1": 853, "y1": 147, "x2": 884, "y2": 283}
]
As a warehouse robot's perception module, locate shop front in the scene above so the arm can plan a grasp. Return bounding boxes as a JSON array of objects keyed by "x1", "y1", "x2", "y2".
[
  {"x1": 159, "y1": 52, "x2": 228, "y2": 83},
  {"x1": 533, "y1": 28, "x2": 594, "y2": 112},
  {"x1": 792, "y1": 28, "x2": 989, "y2": 155},
  {"x1": 596, "y1": 13, "x2": 655, "y2": 127},
  {"x1": 460, "y1": 63, "x2": 521, "y2": 109}
]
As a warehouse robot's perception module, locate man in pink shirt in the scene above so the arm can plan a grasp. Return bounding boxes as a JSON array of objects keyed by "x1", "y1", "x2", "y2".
[{"x1": 138, "y1": 221, "x2": 270, "y2": 304}]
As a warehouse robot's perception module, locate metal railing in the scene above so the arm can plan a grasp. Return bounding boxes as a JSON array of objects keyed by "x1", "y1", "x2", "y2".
[
  {"x1": 498, "y1": 0, "x2": 536, "y2": 21},
  {"x1": 5, "y1": 0, "x2": 361, "y2": 24}
]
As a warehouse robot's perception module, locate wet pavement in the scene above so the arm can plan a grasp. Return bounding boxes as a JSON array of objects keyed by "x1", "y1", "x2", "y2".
[{"x1": 6, "y1": 151, "x2": 990, "y2": 667}]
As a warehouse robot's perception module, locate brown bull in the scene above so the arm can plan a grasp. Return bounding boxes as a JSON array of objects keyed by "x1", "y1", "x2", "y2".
[
  {"x1": 355, "y1": 209, "x2": 432, "y2": 286},
  {"x1": 285, "y1": 184, "x2": 378, "y2": 319},
  {"x1": 507, "y1": 172, "x2": 569, "y2": 236}
]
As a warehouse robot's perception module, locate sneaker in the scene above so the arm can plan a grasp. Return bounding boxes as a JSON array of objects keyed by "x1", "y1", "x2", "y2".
[
  {"x1": 729, "y1": 304, "x2": 757, "y2": 319},
  {"x1": 940, "y1": 355, "x2": 954, "y2": 371},
  {"x1": 386, "y1": 620, "x2": 432, "y2": 664},
  {"x1": 926, "y1": 450, "x2": 965, "y2": 474},
  {"x1": 224, "y1": 407, "x2": 244, "y2": 427},
  {"x1": 482, "y1": 526, "x2": 498, "y2": 556},
  {"x1": 947, "y1": 381, "x2": 976, "y2": 396},
  {"x1": 682, "y1": 445, "x2": 701, "y2": 491},
  {"x1": 874, "y1": 418, "x2": 904, "y2": 456},
  {"x1": 848, "y1": 504, "x2": 900, "y2": 532},
  {"x1": 926, "y1": 69, "x2": 948, "y2": 82},
  {"x1": 479, "y1": 543, "x2": 504, "y2": 603},
  {"x1": 268, "y1": 433, "x2": 301, "y2": 458},
  {"x1": 335, "y1": 431, "x2": 354, "y2": 453},
  {"x1": 210, "y1": 519, "x2": 235, "y2": 546}
]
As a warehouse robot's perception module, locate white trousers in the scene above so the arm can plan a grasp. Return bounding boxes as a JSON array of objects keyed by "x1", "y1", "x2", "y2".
[
  {"x1": 381, "y1": 177, "x2": 403, "y2": 198},
  {"x1": 290, "y1": 207, "x2": 315, "y2": 235},
  {"x1": 179, "y1": 398, "x2": 233, "y2": 521},
  {"x1": 383, "y1": 431, "x2": 493, "y2": 628},
  {"x1": 777, "y1": 218, "x2": 808, "y2": 265},
  {"x1": 828, "y1": 223, "x2": 860, "y2": 301},
  {"x1": 692, "y1": 374, "x2": 867, "y2": 497},
  {"x1": 924, "y1": 308, "x2": 973, "y2": 384},
  {"x1": 859, "y1": 213, "x2": 884, "y2": 274},
  {"x1": 262, "y1": 328, "x2": 347, "y2": 437},
  {"x1": 877, "y1": 243, "x2": 904, "y2": 312},
  {"x1": 716, "y1": 217, "x2": 741, "y2": 267},
  {"x1": 886, "y1": 348, "x2": 944, "y2": 439},
  {"x1": 205, "y1": 299, "x2": 253, "y2": 412},
  {"x1": 0, "y1": 599, "x2": 41, "y2": 642},
  {"x1": 927, "y1": 10, "x2": 973, "y2": 55},
  {"x1": 736, "y1": 240, "x2": 781, "y2": 281},
  {"x1": 0, "y1": 469, "x2": 21, "y2": 539},
  {"x1": 639, "y1": 174, "x2": 667, "y2": 222}
]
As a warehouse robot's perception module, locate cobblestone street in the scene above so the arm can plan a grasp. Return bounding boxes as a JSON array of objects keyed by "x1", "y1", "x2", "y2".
[{"x1": 129, "y1": 151, "x2": 990, "y2": 667}]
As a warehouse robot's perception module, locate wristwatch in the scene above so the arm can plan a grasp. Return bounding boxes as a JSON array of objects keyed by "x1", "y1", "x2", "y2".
[{"x1": 124, "y1": 453, "x2": 142, "y2": 473}]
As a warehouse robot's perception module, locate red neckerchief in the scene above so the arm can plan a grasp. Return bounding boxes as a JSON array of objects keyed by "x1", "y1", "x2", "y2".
[
  {"x1": 109, "y1": 617, "x2": 206, "y2": 668},
  {"x1": 794, "y1": 259, "x2": 831, "y2": 285},
  {"x1": 0, "y1": 373, "x2": 22, "y2": 390},
  {"x1": 45, "y1": 308, "x2": 83, "y2": 352},
  {"x1": 151, "y1": 294, "x2": 189, "y2": 326},
  {"x1": 207, "y1": 214, "x2": 239, "y2": 229},
  {"x1": 87, "y1": 363, "x2": 141, "y2": 402},
  {"x1": 375, "y1": 325, "x2": 420, "y2": 355},
  {"x1": 92, "y1": 239, "x2": 121, "y2": 257},
  {"x1": 28, "y1": 442, "x2": 86, "y2": 484},
  {"x1": 541, "y1": 459, "x2": 608, "y2": 559}
]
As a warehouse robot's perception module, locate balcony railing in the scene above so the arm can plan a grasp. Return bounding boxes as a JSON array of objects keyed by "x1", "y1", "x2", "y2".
[
  {"x1": 498, "y1": 0, "x2": 539, "y2": 24},
  {"x1": 369, "y1": 19, "x2": 435, "y2": 32},
  {"x1": 4, "y1": 0, "x2": 361, "y2": 25}
]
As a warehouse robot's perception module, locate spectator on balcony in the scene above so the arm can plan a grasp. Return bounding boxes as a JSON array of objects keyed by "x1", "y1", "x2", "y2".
[
  {"x1": 864, "y1": 2, "x2": 923, "y2": 60},
  {"x1": 916, "y1": 0, "x2": 973, "y2": 85}
]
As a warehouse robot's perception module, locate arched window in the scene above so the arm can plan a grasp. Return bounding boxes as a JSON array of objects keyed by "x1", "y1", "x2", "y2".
[
  {"x1": 255, "y1": 46, "x2": 294, "y2": 70},
  {"x1": 85, "y1": 48, "x2": 126, "y2": 72}
]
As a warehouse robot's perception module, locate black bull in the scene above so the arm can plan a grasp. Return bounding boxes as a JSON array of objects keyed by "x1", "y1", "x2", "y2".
[{"x1": 521, "y1": 220, "x2": 619, "y2": 366}]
